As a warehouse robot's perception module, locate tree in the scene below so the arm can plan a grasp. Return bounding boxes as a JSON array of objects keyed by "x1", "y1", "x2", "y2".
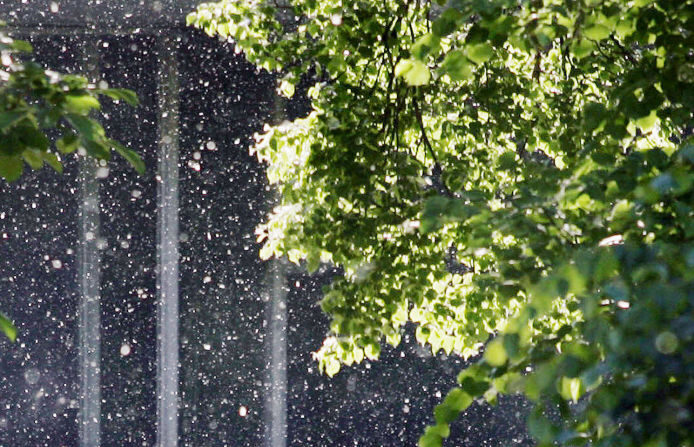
[
  {"x1": 0, "y1": 27, "x2": 142, "y2": 341},
  {"x1": 191, "y1": 0, "x2": 694, "y2": 445}
]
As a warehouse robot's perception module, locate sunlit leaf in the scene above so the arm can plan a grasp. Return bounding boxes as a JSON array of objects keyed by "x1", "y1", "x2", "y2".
[
  {"x1": 0, "y1": 312, "x2": 17, "y2": 342},
  {"x1": 64, "y1": 94, "x2": 101, "y2": 114},
  {"x1": 466, "y1": 43, "x2": 494, "y2": 64}
]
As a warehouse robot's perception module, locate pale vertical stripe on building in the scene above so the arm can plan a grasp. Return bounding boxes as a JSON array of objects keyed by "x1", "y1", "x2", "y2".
[
  {"x1": 156, "y1": 34, "x2": 181, "y2": 447},
  {"x1": 266, "y1": 260, "x2": 288, "y2": 447},
  {"x1": 78, "y1": 39, "x2": 102, "y2": 447}
]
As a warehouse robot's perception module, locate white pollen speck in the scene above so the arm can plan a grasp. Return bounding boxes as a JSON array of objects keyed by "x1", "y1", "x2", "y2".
[
  {"x1": 50, "y1": 2, "x2": 59, "y2": 12},
  {"x1": 96, "y1": 167, "x2": 109, "y2": 178},
  {"x1": 51, "y1": 259, "x2": 63, "y2": 269},
  {"x1": 120, "y1": 344, "x2": 131, "y2": 356},
  {"x1": 238, "y1": 406, "x2": 247, "y2": 417},
  {"x1": 203, "y1": 343, "x2": 211, "y2": 351},
  {"x1": 206, "y1": 141, "x2": 217, "y2": 150},
  {"x1": 24, "y1": 368, "x2": 40, "y2": 385}
]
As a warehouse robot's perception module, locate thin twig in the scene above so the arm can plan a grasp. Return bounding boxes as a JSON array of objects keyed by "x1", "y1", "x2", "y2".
[
  {"x1": 412, "y1": 91, "x2": 454, "y2": 197},
  {"x1": 610, "y1": 35, "x2": 637, "y2": 66}
]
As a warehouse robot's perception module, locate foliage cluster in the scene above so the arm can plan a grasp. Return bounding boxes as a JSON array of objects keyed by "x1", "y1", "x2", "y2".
[
  {"x1": 189, "y1": 0, "x2": 694, "y2": 445},
  {"x1": 0, "y1": 28, "x2": 143, "y2": 183},
  {"x1": 0, "y1": 28, "x2": 141, "y2": 341}
]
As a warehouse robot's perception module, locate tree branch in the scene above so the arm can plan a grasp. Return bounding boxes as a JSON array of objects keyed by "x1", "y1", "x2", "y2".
[
  {"x1": 412, "y1": 91, "x2": 454, "y2": 198},
  {"x1": 610, "y1": 35, "x2": 637, "y2": 66}
]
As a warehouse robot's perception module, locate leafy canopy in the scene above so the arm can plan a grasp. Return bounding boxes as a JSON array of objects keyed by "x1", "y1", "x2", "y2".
[
  {"x1": 0, "y1": 28, "x2": 143, "y2": 182},
  {"x1": 189, "y1": 0, "x2": 694, "y2": 446},
  {"x1": 0, "y1": 28, "x2": 142, "y2": 341}
]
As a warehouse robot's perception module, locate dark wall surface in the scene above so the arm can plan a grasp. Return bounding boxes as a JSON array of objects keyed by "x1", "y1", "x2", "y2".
[{"x1": 177, "y1": 29, "x2": 276, "y2": 447}]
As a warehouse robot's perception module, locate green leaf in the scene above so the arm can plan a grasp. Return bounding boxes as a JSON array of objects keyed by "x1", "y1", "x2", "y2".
[
  {"x1": 0, "y1": 312, "x2": 17, "y2": 342},
  {"x1": 22, "y1": 149, "x2": 44, "y2": 169},
  {"x1": 466, "y1": 43, "x2": 494, "y2": 64},
  {"x1": 483, "y1": 339, "x2": 508, "y2": 367},
  {"x1": 365, "y1": 342, "x2": 381, "y2": 360},
  {"x1": 418, "y1": 432, "x2": 443, "y2": 447},
  {"x1": 525, "y1": 363, "x2": 556, "y2": 401},
  {"x1": 427, "y1": 423, "x2": 450, "y2": 439},
  {"x1": 97, "y1": 88, "x2": 139, "y2": 106},
  {"x1": 110, "y1": 139, "x2": 145, "y2": 174},
  {"x1": 10, "y1": 39, "x2": 33, "y2": 52},
  {"x1": 0, "y1": 155, "x2": 24, "y2": 182},
  {"x1": 572, "y1": 38, "x2": 594, "y2": 58},
  {"x1": 394, "y1": 59, "x2": 414, "y2": 77},
  {"x1": 82, "y1": 139, "x2": 110, "y2": 160},
  {"x1": 43, "y1": 152, "x2": 63, "y2": 173},
  {"x1": 559, "y1": 376, "x2": 583, "y2": 402},
  {"x1": 442, "y1": 50, "x2": 474, "y2": 81},
  {"x1": 411, "y1": 34, "x2": 441, "y2": 60},
  {"x1": 56, "y1": 132, "x2": 79, "y2": 154},
  {"x1": 64, "y1": 94, "x2": 101, "y2": 114},
  {"x1": 444, "y1": 387, "x2": 473, "y2": 411},
  {"x1": 583, "y1": 24, "x2": 611, "y2": 41},
  {"x1": 67, "y1": 114, "x2": 105, "y2": 140},
  {"x1": 583, "y1": 102, "x2": 607, "y2": 132},
  {"x1": 0, "y1": 111, "x2": 26, "y2": 131},
  {"x1": 528, "y1": 408, "x2": 557, "y2": 444},
  {"x1": 325, "y1": 357, "x2": 341, "y2": 377},
  {"x1": 432, "y1": 8, "x2": 462, "y2": 37},
  {"x1": 19, "y1": 126, "x2": 50, "y2": 152},
  {"x1": 459, "y1": 377, "x2": 490, "y2": 397},
  {"x1": 395, "y1": 59, "x2": 431, "y2": 86},
  {"x1": 279, "y1": 79, "x2": 295, "y2": 98},
  {"x1": 634, "y1": 110, "x2": 658, "y2": 130}
]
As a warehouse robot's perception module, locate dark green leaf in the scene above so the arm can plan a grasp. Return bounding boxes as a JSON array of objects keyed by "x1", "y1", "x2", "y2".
[
  {"x1": 0, "y1": 155, "x2": 24, "y2": 182},
  {"x1": 0, "y1": 111, "x2": 26, "y2": 131},
  {"x1": 97, "y1": 88, "x2": 139, "y2": 106},
  {"x1": 110, "y1": 139, "x2": 145, "y2": 174}
]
